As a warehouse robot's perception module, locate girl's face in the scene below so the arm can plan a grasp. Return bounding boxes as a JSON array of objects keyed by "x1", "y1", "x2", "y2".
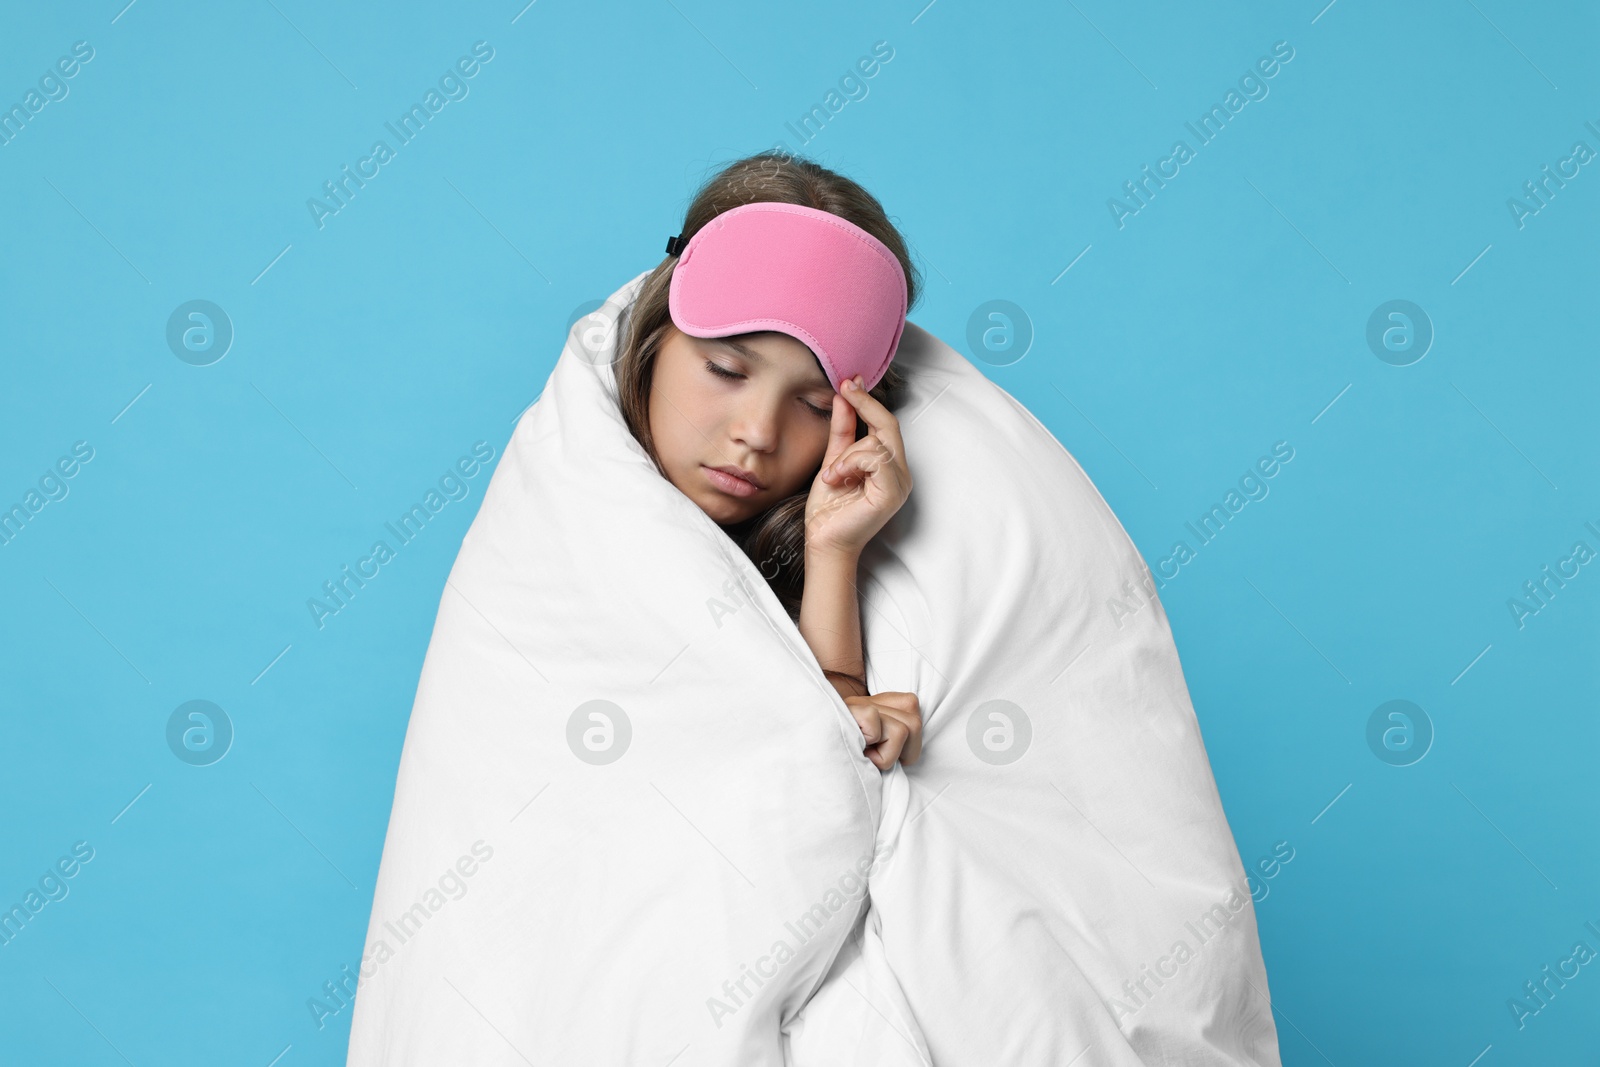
[{"x1": 649, "y1": 324, "x2": 841, "y2": 525}]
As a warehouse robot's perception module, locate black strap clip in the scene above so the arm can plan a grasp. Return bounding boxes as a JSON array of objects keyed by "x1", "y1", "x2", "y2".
[{"x1": 665, "y1": 233, "x2": 688, "y2": 256}]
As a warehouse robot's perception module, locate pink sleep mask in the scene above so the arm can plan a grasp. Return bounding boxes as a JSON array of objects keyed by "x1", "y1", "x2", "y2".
[{"x1": 664, "y1": 201, "x2": 908, "y2": 393}]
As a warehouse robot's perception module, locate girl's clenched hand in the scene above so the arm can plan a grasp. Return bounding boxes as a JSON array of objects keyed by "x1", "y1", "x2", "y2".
[
  {"x1": 805, "y1": 376, "x2": 912, "y2": 559},
  {"x1": 844, "y1": 690, "x2": 922, "y2": 770}
]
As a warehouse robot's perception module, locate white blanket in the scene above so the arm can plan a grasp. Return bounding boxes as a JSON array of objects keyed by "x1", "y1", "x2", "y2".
[{"x1": 345, "y1": 270, "x2": 1282, "y2": 1066}]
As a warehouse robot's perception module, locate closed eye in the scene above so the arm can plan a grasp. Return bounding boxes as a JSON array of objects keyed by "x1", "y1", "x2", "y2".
[{"x1": 703, "y1": 359, "x2": 832, "y2": 419}]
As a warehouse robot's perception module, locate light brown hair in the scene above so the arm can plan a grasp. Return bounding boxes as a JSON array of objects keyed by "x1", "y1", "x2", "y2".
[{"x1": 614, "y1": 150, "x2": 921, "y2": 620}]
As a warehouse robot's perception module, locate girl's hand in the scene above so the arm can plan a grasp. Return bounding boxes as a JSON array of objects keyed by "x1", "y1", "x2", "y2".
[
  {"x1": 805, "y1": 376, "x2": 912, "y2": 559},
  {"x1": 844, "y1": 690, "x2": 923, "y2": 770}
]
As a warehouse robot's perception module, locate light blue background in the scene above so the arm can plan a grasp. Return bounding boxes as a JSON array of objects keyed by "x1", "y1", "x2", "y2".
[{"x1": 1, "y1": 1, "x2": 1595, "y2": 1063}]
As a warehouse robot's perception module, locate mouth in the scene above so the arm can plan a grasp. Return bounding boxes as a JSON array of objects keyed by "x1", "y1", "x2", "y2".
[{"x1": 702, "y1": 464, "x2": 764, "y2": 498}]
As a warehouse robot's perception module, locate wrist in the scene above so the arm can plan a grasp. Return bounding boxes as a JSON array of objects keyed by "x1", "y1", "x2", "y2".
[
  {"x1": 806, "y1": 543, "x2": 860, "y2": 570},
  {"x1": 823, "y1": 668, "x2": 869, "y2": 698}
]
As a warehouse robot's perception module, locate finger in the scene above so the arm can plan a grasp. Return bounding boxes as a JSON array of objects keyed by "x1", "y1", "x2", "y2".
[
  {"x1": 824, "y1": 441, "x2": 890, "y2": 485},
  {"x1": 869, "y1": 717, "x2": 910, "y2": 768},
  {"x1": 828, "y1": 434, "x2": 907, "y2": 482},
  {"x1": 879, "y1": 703, "x2": 922, "y2": 741},
  {"x1": 895, "y1": 716, "x2": 923, "y2": 764},
  {"x1": 878, "y1": 706, "x2": 922, "y2": 764},
  {"x1": 840, "y1": 377, "x2": 906, "y2": 459},
  {"x1": 873, "y1": 691, "x2": 920, "y2": 714},
  {"x1": 835, "y1": 397, "x2": 908, "y2": 497},
  {"x1": 824, "y1": 444, "x2": 909, "y2": 502},
  {"x1": 821, "y1": 389, "x2": 858, "y2": 470},
  {"x1": 850, "y1": 705, "x2": 883, "y2": 745},
  {"x1": 868, "y1": 693, "x2": 921, "y2": 763}
]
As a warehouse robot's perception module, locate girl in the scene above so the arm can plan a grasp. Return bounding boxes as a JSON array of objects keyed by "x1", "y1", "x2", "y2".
[{"x1": 613, "y1": 152, "x2": 923, "y2": 771}]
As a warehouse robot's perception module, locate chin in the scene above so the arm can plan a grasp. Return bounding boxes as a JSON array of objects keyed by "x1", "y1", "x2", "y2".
[
  {"x1": 704, "y1": 497, "x2": 755, "y2": 526},
  {"x1": 679, "y1": 482, "x2": 744, "y2": 525}
]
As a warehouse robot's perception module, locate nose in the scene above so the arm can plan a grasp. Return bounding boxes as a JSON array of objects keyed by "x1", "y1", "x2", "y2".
[{"x1": 728, "y1": 393, "x2": 782, "y2": 453}]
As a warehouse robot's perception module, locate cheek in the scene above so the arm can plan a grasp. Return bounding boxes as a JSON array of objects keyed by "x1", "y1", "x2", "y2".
[
  {"x1": 801, "y1": 433, "x2": 828, "y2": 468},
  {"x1": 783, "y1": 430, "x2": 830, "y2": 486},
  {"x1": 650, "y1": 374, "x2": 716, "y2": 467}
]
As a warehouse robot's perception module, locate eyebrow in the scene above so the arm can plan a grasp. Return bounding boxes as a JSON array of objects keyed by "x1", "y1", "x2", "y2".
[
  {"x1": 707, "y1": 336, "x2": 831, "y2": 390},
  {"x1": 709, "y1": 337, "x2": 766, "y2": 363}
]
